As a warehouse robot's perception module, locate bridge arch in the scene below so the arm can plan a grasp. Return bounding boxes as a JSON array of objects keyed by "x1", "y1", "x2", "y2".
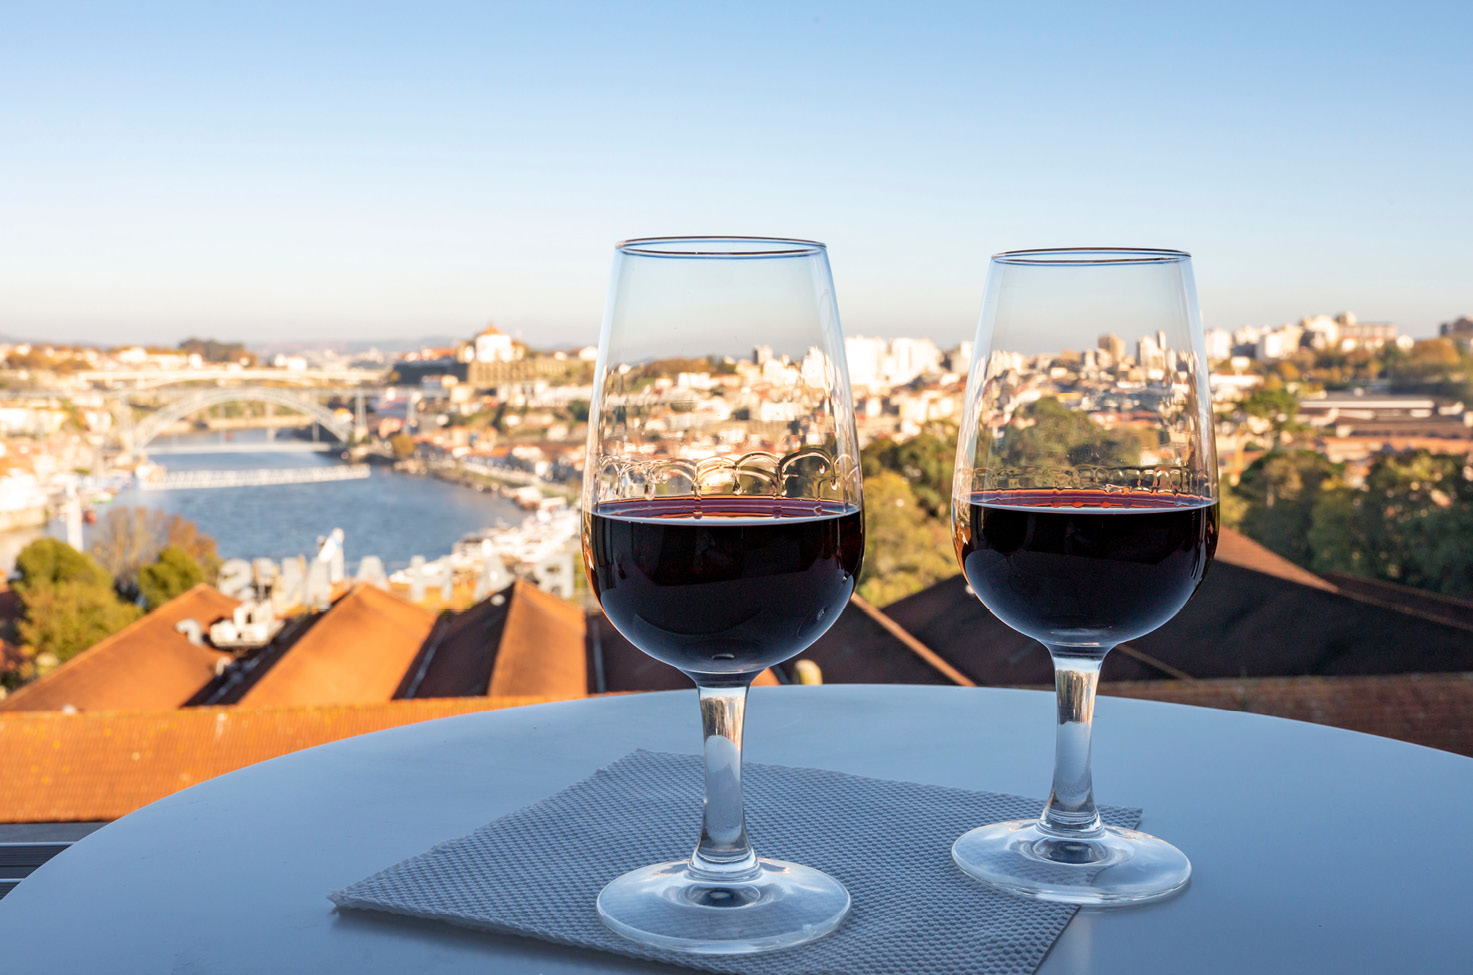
[{"x1": 129, "y1": 386, "x2": 355, "y2": 450}]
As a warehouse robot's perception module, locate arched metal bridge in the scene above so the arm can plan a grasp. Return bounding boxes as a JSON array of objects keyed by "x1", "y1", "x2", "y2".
[{"x1": 128, "y1": 386, "x2": 356, "y2": 451}]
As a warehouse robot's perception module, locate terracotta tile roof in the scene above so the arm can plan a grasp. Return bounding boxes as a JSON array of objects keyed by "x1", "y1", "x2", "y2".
[
  {"x1": 0, "y1": 696, "x2": 578, "y2": 823},
  {"x1": 0, "y1": 585, "x2": 236, "y2": 713},
  {"x1": 1320, "y1": 573, "x2": 1473, "y2": 631},
  {"x1": 586, "y1": 611, "x2": 691, "y2": 692},
  {"x1": 488, "y1": 580, "x2": 588, "y2": 698},
  {"x1": 398, "y1": 586, "x2": 515, "y2": 698},
  {"x1": 881, "y1": 576, "x2": 1173, "y2": 686},
  {"x1": 238, "y1": 585, "x2": 436, "y2": 706},
  {"x1": 584, "y1": 610, "x2": 781, "y2": 691},
  {"x1": 786, "y1": 596, "x2": 972, "y2": 686},
  {"x1": 885, "y1": 561, "x2": 1473, "y2": 685},
  {"x1": 1215, "y1": 528, "x2": 1336, "y2": 591},
  {"x1": 1104, "y1": 673, "x2": 1473, "y2": 757},
  {"x1": 752, "y1": 667, "x2": 781, "y2": 687}
]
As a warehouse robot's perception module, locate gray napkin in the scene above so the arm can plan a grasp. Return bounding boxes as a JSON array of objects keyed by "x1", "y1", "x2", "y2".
[{"x1": 330, "y1": 750, "x2": 1141, "y2": 975}]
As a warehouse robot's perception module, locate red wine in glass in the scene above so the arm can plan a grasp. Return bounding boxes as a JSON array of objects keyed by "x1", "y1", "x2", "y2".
[
  {"x1": 584, "y1": 236, "x2": 863, "y2": 952},
  {"x1": 957, "y1": 489, "x2": 1218, "y2": 652},
  {"x1": 588, "y1": 496, "x2": 863, "y2": 680},
  {"x1": 950, "y1": 246, "x2": 1220, "y2": 905}
]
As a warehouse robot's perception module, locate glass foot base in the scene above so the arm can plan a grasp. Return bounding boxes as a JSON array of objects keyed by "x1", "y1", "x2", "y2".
[
  {"x1": 953, "y1": 819, "x2": 1190, "y2": 906},
  {"x1": 596, "y1": 858, "x2": 850, "y2": 955}
]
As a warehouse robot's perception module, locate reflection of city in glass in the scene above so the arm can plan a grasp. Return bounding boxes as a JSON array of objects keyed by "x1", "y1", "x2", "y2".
[
  {"x1": 955, "y1": 250, "x2": 1218, "y2": 501},
  {"x1": 589, "y1": 344, "x2": 859, "y2": 504},
  {"x1": 965, "y1": 327, "x2": 1214, "y2": 496}
]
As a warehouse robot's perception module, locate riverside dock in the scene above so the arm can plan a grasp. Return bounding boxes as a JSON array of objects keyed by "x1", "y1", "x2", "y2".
[{"x1": 141, "y1": 466, "x2": 372, "y2": 491}]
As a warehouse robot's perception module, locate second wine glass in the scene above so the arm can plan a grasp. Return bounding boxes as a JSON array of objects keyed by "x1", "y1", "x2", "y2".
[
  {"x1": 583, "y1": 237, "x2": 864, "y2": 953},
  {"x1": 950, "y1": 248, "x2": 1220, "y2": 905}
]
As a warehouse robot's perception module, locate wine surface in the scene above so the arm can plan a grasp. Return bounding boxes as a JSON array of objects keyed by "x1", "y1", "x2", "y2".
[
  {"x1": 956, "y1": 488, "x2": 1218, "y2": 651},
  {"x1": 587, "y1": 495, "x2": 864, "y2": 680}
]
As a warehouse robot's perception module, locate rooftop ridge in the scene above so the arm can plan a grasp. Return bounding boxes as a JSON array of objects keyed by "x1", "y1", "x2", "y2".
[
  {"x1": 1214, "y1": 528, "x2": 1337, "y2": 591},
  {"x1": 1320, "y1": 573, "x2": 1473, "y2": 633},
  {"x1": 237, "y1": 583, "x2": 437, "y2": 706},
  {"x1": 849, "y1": 594, "x2": 974, "y2": 687},
  {"x1": 0, "y1": 584, "x2": 237, "y2": 712},
  {"x1": 487, "y1": 580, "x2": 588, "y2": 698}
]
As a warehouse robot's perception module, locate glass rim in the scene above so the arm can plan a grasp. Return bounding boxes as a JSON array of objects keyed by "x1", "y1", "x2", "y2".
[
  {"x1": 616, "y1": 236, "x2": 826, "y2": 258},
  {"x1": 992, "y1": 247, "x2": 1190, "y2": 266}
]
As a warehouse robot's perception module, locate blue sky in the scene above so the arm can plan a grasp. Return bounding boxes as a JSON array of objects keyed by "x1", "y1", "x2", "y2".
[{"x1": 2, "y1": 1, "x2": 1469, "y2": 348}]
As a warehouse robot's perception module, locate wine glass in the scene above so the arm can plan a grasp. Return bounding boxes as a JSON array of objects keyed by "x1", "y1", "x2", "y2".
[
  {"x1": 950, "y1": 248, "x2": 1219, "y2": 905},
  {"x1": 582, "y1": 236, "x2": 864, "y2": 953}
]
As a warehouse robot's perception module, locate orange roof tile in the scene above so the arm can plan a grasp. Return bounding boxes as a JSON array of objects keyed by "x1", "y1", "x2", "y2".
[
  {"x1": 1215, "y1": 528, "x2": 1336, "y2": 591},
  {"x1": 0, "y1": 585, "x2": 236, "y2": 713},
  {"x1": 1105, "y1": 672, "x2": 1473, "y2": 756},
  {"x1": 400, "y1": 586, "x2": 514, "y2": 698},
  {"x1": 0, "y1": 696, "x2": 577, "y2": 823},
  {"x1": 239, "y1": 585, "x2": 436, "y2": 707},
  {"x1": 487, "y1": 580, "x2": 588, "y2": 698},
  {"x1": 848, "y1": 595, "x2": 973, "y2": 686}
]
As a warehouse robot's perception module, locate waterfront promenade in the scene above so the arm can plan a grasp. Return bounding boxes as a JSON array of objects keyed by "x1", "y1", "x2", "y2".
[{"x1": 141, "y1": 465, "x2": 371, "y2": 491}]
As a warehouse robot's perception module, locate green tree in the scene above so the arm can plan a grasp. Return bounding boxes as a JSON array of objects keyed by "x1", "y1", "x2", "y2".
[
  {"x1": 1274, "y1": 449, "x2": 1473, "y2": 599},
  {"x1": 862, "y1": 426, "x2": 956, "y2": 518},
  {"x1": 1240, "y1": 387, "x2": 1301, "y2": 441},
  {"x1": 1306, "y1": 486, "x2": 1369, "y2": 576},
  {"x1": 16, "y1": 581, "x2": 142, "y2": 664},
  {"x1": 992, "y1": 397, "x2": 1143, "y2": 470},
  {"x1": 1357, "y1": 450, "x2": 1473, "y2": 595},
  {"x1": 1233, "y1": 450, "x2": 1342, "y2": 565},
  {"x1": 13, "y1": 537, "x2": 112, "y2": 593},
  {"x1": 178, "y1": 337, "x2": 256, "y2": 365},
  {"x1": 1409, "y1": 505, "x2": 1473, "y2": 598},
  {"x1": 137, "y1": 545, "x2": 205, "y2": 610},
  {"x1": 857, "y1": 470, "x2": 957, "y2": 606}
]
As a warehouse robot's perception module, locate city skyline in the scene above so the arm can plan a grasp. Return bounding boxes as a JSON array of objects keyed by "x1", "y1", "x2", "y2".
[{"x1": 3, "y1": 2, "x2": 1470, "y2": 345}]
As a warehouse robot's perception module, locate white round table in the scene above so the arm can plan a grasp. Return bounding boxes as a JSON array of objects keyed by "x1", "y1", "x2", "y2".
[{"x1": 2, "y1": 686, "x2": 1469, "y2": 973}]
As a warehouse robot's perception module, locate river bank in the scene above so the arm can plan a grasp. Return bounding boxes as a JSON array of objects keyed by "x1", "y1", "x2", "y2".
[
  {"x1": 3, "y1": 431, "x2": 524, "y2": 574},
  {"x1": 380, "y1": 453, "x2": 579, "y2": 508}
]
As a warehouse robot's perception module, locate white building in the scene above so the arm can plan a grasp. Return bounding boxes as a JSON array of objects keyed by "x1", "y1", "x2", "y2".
[
  {"x1": 1299, "y1": 314, "x2": 1340, "y2": 350},
  {"x1": 1254, "y1": 325, "x2": 1304, "y2": 360},
  {"x1": 950, "y1": 341, "x2": 974, "y2": 372},
  {"x1": 1136, "y1": 335, "x2": 1165, "y2": 373},
  {"x1": 844, "y1": 336, "x2": 888, "y2": 388},
  {"x1": 474, "y1": 324, "x2": 515, "y2": 363},
  {"x1": 886, "y1": 338, "x2": 941, "y2": 385},
  {"x1": 1204, "y1": 329, "x2": 1233, "y2": 361}
]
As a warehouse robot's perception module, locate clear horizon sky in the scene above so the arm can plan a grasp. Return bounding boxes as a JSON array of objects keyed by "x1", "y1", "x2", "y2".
[{"x1": 3, "y1": 1, "x2": 1470, "y2": 349}]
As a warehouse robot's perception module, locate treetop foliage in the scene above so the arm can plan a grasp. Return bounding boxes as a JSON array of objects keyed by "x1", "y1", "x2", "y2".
[
  {"x1": 861, "y1": 423, "x2": 955, "y2": 519},
  {"x1": 10, "y1": 537, "x2": 142, "y2": 669},
  {"x1": 90, "y1": 507, "x2": 221, "y2": 590},
  {"x1": 990, "y1": 397, "x2": 1147, "y2": 470},
  {"x1": 17, "y1": 580, "x2": 142, "y2": 665},
  {"x1": 14, "y1": 537, "x2": 113, "y2": 593},
  {"x1": 856, "y1": 470, "x2": 957, "y2": 607},
  {"x1": 177, "y1": 337, "x2": 256, "y2": 364},
  {"x1": 1230, "y1": 447, "x2": 1473, "y2": 598},
  {"x1": 138, "y1": 545, "x2": 205, "y2": 610}
]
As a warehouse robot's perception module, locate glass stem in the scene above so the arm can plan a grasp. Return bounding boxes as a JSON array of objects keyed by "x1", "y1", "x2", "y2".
[
  {"x1": 689, "y1": 682, "x2": 760, "y2": 881},
  {"x1": 1040, "y1": 650, "x2": 1106, "y2": 837}
]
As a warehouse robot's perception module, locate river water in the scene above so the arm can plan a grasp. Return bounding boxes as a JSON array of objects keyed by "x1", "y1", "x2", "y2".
[{"x1": 9, "y1": 430, "x2": 524, "y2": 573}]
